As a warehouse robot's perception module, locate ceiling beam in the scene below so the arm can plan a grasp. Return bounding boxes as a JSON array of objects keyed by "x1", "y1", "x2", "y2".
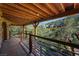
[
  {"x1": 0, "y1": 4, "x2": 40, "y2": 19},
  {"x1": 3, "y1": 13, "x2": 29, "y2": 21},
  {"x1": 34, "y1": 8, "x2": 79, "y2": 24},
  {"x1": 3, "y1": 14, "x2": 30, "y2": 25},
  {"x1": 45, "y1": 3, "x2": 59, "y2": 14},
  {"x1": 2, "y1": 9, "x2": 38, "y2": 20},
  {"x1": 17, "y1": 4, "x2": 44, "y2": 18},
  {"x1": 74, "y1": 3, "x2": 79, "y2": 9},
  {"x1": 74, "y1": 3, "x2": 76, "y2": 8},
  {"x1": 5, "y1": 4, "x2": 41, "y2": 18},
  {"x1": 3, "y1": 14, "x2": 38, "y2": 25},
  {"x1": 33, "y1": 3, "x2": 54, "y2": 16},
  {"x1": 20, "y1": 3, "x2": 49, "y2": 18},
  {"x1": 52, "y1": 3, "x2": 65, "y2": 13},
  {"x1": 60, "y1": 3, "x2": 65, "y2": 12},
  {"x1": 0, "y1": 6, "x2": 40, "y2": 20}
]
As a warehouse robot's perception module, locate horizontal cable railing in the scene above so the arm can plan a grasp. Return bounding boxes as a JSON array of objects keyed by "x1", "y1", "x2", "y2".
[
  {"x1": 29, "y1": 34, "x2": 79, "y2": 49},
  {"x1": 37, "y1": 41, "x2": 79, "y2": 56},
  {"x1": 22, "y1": 33, "x2": 79, "y2": 56}
]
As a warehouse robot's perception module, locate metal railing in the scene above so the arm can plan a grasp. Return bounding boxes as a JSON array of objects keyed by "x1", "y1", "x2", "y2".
[{"x1": 21, "y1": 33, "x2": 79, "y2": 56}]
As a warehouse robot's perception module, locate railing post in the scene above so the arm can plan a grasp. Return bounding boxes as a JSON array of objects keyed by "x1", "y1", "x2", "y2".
[
  {"x1": 68, "y1": 40, "x2": 75, "y2": 56},
  {"x1": 65, "y1": 35, "x2": 75, "y2": 56},
  {"x1": 40, "y1": 46, "x2": 42, "y2": 56},
  {"x1": 29, "y1": 34, "x2": 32, "y2": 53}
]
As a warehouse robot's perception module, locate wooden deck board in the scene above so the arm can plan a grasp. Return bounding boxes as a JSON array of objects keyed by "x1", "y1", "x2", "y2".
[{"x1": 0, "y1": 38, "x2": 27, "y2": 56}]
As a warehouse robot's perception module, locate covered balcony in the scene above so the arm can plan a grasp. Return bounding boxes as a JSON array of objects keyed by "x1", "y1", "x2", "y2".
[{"x1": 0, "y1": 3, "x2": 79, "y2": 56}]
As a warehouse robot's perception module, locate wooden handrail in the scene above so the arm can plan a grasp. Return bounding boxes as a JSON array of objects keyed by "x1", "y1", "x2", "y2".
[{"x1": 28, "y1": 33, "x2": 79, "y2": 49}]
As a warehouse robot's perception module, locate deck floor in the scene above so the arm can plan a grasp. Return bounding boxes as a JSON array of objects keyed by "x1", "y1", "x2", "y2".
[{"x1": 0, "y1": 38, "x2": 27, "y2": 56}]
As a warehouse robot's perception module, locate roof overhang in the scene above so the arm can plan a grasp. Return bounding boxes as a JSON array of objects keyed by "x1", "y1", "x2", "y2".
[{"x1": 0, "y1": 3, "x2": 79, "y2": 25}]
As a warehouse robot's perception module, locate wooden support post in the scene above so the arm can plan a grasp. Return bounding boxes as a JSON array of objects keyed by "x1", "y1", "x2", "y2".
[
  {"x1": 20, "y1": 26, "x2": 22, "y2": 42},
  {"x1": 20, "y1": 25, "x2": 25, "y2": 42},
  {"x1": 9, "y1": 29, "x2": 11, "y2": 40},
  {"x1": 2, "y1": 22, "x2": 7, "y2": 41},
  {"x1": 23, "y1": 25, "x2": 25, "y2": 40},
  {"x1": 33, "y1": 22, "x2": 39, "y2": 35},
  {"x1": 7, "y1": 25, "x2": 9, "y2": 40},
  {"x1": 29, "y1": 34, "x2": 32, "y2": 53},
  {"x1": 25, "y1": 27, "x2": 27, "y2": 38},
  {"x1": 9, "y1": 25, "x2": 11, "y2": 40}
]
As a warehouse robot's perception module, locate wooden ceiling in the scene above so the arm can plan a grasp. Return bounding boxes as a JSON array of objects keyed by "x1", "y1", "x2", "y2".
[{"x1": 0, "y1": 3, "x2": 79, "y2": 25}]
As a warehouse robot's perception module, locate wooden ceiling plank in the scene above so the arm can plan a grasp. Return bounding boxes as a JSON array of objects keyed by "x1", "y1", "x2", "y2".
[
  {"x1": 3, "y1": 14, "x2": 36, "y2": 25},
  {"x1": 3, "y1": 14, "x2": 30, "y2": 24},
  {"x1": 0, "y1": 6, "x2": 38, "y2": 17},
  {"x1": 60, "y1": 3, "x2": 65, "y2": 12},
  {"x1": 5, "y1": 4, "x2": 41, "y2": 19},
  {"x1": 74, "y1": 3, "x2": 76, "y2": 8},
  {"x1": 3, "y1": 15, "x2": 20, "y2": 24},
  {"x1": 52, "y1": 3, "x2": 65, "y2": 13},
  {"x1": 3, "y1": 13, "x2": 29, "y2": 21},
  {"x1": 0, "y1": 6, "x2": 40, "y2": 20},
  {"x1": 33, "y1": 3, "x2": 54, "y2": 16},
  {"x1": 2, "y1": 9, "x2": 38, "y2": 20},
  {"x1": 74, "y1": 3, "x2": 78, "y2": 9},
  {"x1": 18, "y1": 3, "x2": 46, "y2": 18},
  {"x1": 19, "y1": 3, "x2": 48, "y2": 18},
  {"x1": 45, "y1": 3, "x2": 59, "y2": 14},
  {"x1": 74, "y1": 3, "x2": 79, "y2": 9},
  {"x1": 3, "y1": 11, "x2": 42, "y2": 25},
  {"x1": 1, "y1": 4, "x2": 39, "y2": 19},
  {"x1": 16, "y1": 4, "x2": 43, "y2": 18}
]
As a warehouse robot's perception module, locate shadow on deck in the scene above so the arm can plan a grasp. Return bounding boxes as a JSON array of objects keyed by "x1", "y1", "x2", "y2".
[{"x1": 0, "y1": 38, "x2": 29, "y2": 56}]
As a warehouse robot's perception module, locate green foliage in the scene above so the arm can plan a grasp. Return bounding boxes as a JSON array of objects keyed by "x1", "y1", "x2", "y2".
[
  {"x1": 37, "y1": 15, "x2": 79, "y2": 42},
  {"x1": 10, "y1": 26, "x2": 22, "y2": 36},
  {"x1": 36, "y1": 15, "x2": 79, "y2": 52}
]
